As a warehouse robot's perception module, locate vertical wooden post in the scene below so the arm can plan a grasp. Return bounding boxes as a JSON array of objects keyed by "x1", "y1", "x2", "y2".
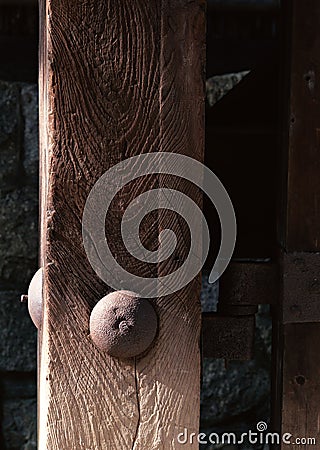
[
  {"x1": 273, "y1": 1, "x2": 320, "y2": 447},
  {"x1": 39, "y1": 1, "x2": 205, "y2": 449}
]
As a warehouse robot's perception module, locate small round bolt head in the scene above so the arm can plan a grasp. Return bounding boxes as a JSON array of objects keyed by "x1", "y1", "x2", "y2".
[
  {"x1": 89, "y1": 290, "x2": 158, "y2": 359},
  {"x1": 28, "y1": 268, "x2": 43, "y2": 329}
]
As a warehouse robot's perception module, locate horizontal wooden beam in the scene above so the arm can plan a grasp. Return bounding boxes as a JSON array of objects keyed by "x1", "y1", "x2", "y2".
[
  {"x1": 202, "y1": 313, "x2": 255, "y2": 360},
  {"x1": 219, "y1": 261, "x2": 278, "y2": 308}
]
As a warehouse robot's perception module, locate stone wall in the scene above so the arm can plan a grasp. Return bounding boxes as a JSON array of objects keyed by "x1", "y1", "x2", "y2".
[
  {"x1": 0, "y1": 79, "x2": 271, "y2": 450},
  {"x1": 0, "y1": 80, "x2": 38, "y2": 450}
]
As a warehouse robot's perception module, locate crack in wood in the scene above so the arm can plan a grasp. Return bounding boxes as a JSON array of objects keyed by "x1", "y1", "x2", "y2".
[{"x1": 131, "y1": 357, "x2": 141, "y2": 450}]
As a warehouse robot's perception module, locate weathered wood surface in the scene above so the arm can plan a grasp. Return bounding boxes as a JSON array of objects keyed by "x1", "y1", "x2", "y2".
[
  {"x1": 273, "y1": 1, "x2": 320, "y2": 447},
  {"x1": 281, "y1": 252, "x2": 320, "y2": 323},
  {"x1": 38, "y1": 0, "x2": 47, "y2": 441},
  {"x1": 202, "y1": 261, "x2": 276, "y2": 360},
  {"x1": 279, "y1": 0, "x2": 320, "y2": 251},
  {"x1": 202, "y1": 313, "x2": 255, "y2": 360},
  {"x1": 274, "y1": 251, "x2": 320, "y2": 445},
  {"x1": 39, "y1": 1, "x2": 205, "y2": 449},
  {"x1": 281, "y1": 323, "x2": 320, "y2": 449},
  {"x1": 219, "y1": 261, "x2": 278, "y2": 307}
]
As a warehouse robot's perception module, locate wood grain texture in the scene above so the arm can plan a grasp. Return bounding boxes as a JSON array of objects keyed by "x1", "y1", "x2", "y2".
[
  {"x1": 273, "y1": 252, "x2": 320, "y2": 445},
  {"x1": 281, "y1": 323, "x2": 320, "y2": 449},
  {"x1": 39, "y1": 1, "x2": 205, "y2": 449},
  {"x1": 219, "y1": 261, "x2": 278, "y2": 307},
  {"x1": 135, "y1": 2, "x2": 205, "y2": 448},
  {"x1": 202, "y1": 313, "x2": 255, "y2": 360},
  {"x1": 38, "y1": 0, "x2": 48, "y2": 442},
  {"x1": 281, "y1": 252, "x2": 320, "y2": 323},
  {"x1": 279, "y1": 0, "x2": 320, "y2": 251},
  {"x1": 273, "y1": 2, "x2": 320, "y2": 443}
]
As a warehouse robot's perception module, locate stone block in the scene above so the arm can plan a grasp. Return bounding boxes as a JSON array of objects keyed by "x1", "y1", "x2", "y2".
[{"x1": 0, "y1": 291, "x2": 37, "y2": 372}]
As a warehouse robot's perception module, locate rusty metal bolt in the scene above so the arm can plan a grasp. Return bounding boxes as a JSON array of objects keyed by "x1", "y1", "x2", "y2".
[
  {"x1": 20, "y1": 294, "x2": 28, "y2": 303},
  {"x1": 27, "y1": 268, "x2": 43, "y2": 329},
  {"x1": 89, "y1": 290, "x2": 158, "y2": 359}
]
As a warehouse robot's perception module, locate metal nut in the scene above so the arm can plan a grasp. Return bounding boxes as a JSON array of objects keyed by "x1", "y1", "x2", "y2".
[
  {"x1": 27, "y1": 268, "x2": 43, "y2": 329},
  {"x1": 89, "y1": 290, "x2": 158, "y2": 358}
]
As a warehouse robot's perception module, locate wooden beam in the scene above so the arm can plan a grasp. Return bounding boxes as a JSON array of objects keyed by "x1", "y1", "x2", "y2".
[
  {"x1": 219, "y1": 261, "x2": 278, "y2": 309},
  {"x1": 279, "y1": 0, "x2": 320, "y2": 251},
  {"x1": 273, "y1": 1, "x2": 320, "y2": 447},
  {"x1": 39, "y1": 1, "x2": 205, "y2": 449},
  {"x1": 281, "y1": 252, "x2": 320, "y2": 324},
  {"x1": 272, "y1": 320, "x2": 320, "y2": 447},
  {"x1": 281, "y1": 323, "x2": 320, "y2": 447},
  {"x1": 273, "y1": 251, "x2": 320, "y2": 444},
  {"x1": 202, "y1": 313, "x2": 255, "y2": 360},
  {"x1": 202, "y1": 262, "x2": 278, "y2": 360}
]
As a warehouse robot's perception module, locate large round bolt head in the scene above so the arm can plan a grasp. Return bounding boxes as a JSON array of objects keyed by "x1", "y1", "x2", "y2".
[
  {"x1": 28, "y1": 268, "x2": 43, "y2": 329},
  {"x1": 89, "y1": 290, "x2": 158, "y2": 358}
]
